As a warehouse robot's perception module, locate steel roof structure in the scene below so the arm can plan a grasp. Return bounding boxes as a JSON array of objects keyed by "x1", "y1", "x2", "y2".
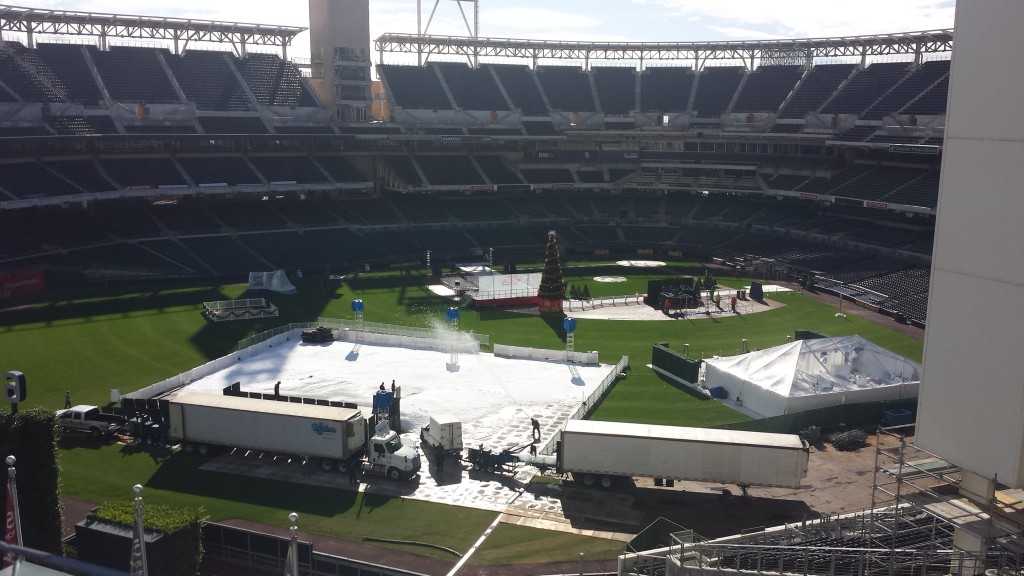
[
  {"x1": 375, "y1": 29, "x2": 954, "y2": 69},
  {"x1": 0, "y1": 4, "x2": 306, "y2": 58}
]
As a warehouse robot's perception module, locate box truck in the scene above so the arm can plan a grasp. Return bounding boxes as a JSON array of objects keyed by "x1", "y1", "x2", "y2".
[
  {"x1": 420, "y1": 414, "x2": 463, "y2": 455},
  {"x1": 553, "y1": 420, "x2": 809, "y2": 492},
  {"x1": 167, "y1": 393, "x2": 420, "y2": 480}
]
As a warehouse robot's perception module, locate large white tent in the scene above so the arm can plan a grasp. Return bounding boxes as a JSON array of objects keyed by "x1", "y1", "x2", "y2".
[{"x1": 703, "y1": 335, "x2": 920, "y2": 418}]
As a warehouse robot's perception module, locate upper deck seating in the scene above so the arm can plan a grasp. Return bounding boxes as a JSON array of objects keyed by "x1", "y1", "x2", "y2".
[
  {"x1": 435, "y1": 62, "x2": 508, "y2": 111},
  {"x1": 593, "y1": 67, "x2": 636, "y2": 115},
  {"x1": 92, "y1": 46, "x2": 180, "y2": 104},
  {"x1": 691, "y1": 67, "x2": 744, "y2": 117},
  {"x1": 169, "y1": 50, "x2": 250, "y2": 111},
  {"x1": 536, "y1": 66, "x2": 596, "y2": 112},
  {"x1": 379, "y1": 64, "x2": 453, "y2": 110},
  {"x1": 779, "y1": 64, "x2": 855, "y2": 119},
  {"x1": 488, "y1": 64, "x2": 548, "y2": 115},
  {"x1": 732, "y1": 65, "x2": 804, "y2": 113}
]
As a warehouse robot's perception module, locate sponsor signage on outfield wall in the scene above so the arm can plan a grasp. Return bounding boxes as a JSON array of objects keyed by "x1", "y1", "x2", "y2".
[
  {"x1": 800, "y1": 193, "x2": 819, "y2": 200},
  {"x1": 469, "y1": 185, "x2": 496, "y2": 192},
  {"x1": 865, "y1": 201, "x2": 889, "y2": 210},
  {"x1": 0, "y1": 269, "x2": 44, "y2": 299}
]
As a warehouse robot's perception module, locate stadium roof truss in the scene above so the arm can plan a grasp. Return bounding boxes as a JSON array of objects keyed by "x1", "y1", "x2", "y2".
[
  {"x1": 375, "y1": 30, "x2": 953, "y2": 69},
  {"x1": 0, "y1": 4, "x2": 306, "y2": 58}
]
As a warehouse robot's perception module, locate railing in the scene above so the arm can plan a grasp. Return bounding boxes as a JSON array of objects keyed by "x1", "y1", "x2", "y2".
[
  {"x1": 565, "y1": 294, "x2": 644, "y2": 311},
  {"x1": 203, "y1": 298, "x2": 269, "y2": 311},
  {"x1": 127, "y1": 319, "x2": 490, "y2": 400},
  {"x1": 541, "y1": 354, "x2": 628, "y2": 455},
  {"x1": 203, "y1": 522, "x2": 428, "y2": 576}
]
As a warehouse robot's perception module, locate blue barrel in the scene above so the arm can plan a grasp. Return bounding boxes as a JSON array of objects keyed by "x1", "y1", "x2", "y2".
[
  {"x1": 446, "y1": 307, "x2": 460, "y2": 322},
  {"x1": 351, "y1": 299, "x2": 364, "y2": 313},
  {"x1": 563, "y1": 317, "x2": 577, "y2": 334},
  {"x1": 372, "y1": 390, "x2": 394, "y2": 413}
]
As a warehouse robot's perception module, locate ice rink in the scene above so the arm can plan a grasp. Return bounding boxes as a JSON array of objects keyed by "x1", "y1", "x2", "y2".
[{"x1": 178, "y1": 336, "x2": 618, "y2": 452}]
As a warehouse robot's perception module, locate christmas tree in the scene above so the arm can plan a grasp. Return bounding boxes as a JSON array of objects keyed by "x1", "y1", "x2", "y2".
[{"x1": 537, "y1": 231, "x2": 566, "y2": 315}]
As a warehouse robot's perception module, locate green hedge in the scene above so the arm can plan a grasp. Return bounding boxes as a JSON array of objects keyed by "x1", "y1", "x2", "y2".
[
  {"x1": 0, "y1": 407, "x2": 63, "y2": 554},
  {"x1": 94, "y1": 501, "x2": 205, "y2": 576}
]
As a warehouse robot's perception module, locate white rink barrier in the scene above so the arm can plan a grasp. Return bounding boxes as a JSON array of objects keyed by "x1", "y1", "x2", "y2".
[
  {"x1": 336, "y1": 329, "x2": 481, "y2": 354},
  {"x1": 493, "y1": 344, "x2": 599, "y2": 365}
]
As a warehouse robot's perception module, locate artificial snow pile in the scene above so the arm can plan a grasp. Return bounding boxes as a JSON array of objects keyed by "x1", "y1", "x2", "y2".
[{"x1": 177, "y1": 334, "x2": 616, "y2": 451}]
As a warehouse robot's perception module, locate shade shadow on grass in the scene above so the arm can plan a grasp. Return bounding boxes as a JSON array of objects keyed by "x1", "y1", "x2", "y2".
[
  {"x1": 654, "y1": 371, "x2": 713, "y2": 401},
  {"x1": 146, "y1": 452, "x2": 359, "y2": 516}
]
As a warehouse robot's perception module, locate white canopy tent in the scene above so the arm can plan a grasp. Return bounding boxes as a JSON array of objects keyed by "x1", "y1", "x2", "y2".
[
  {"x1": 704, "y1": 335, "x2": 921, "y2": 418},
  {"x1": 247, "y1": 270, "x2": 296, "y2": 294}
]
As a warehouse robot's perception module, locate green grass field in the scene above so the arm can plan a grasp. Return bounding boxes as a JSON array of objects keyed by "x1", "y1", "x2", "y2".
[{"x1": 0, "y1": 262, "x2": 923, "y2": 565}]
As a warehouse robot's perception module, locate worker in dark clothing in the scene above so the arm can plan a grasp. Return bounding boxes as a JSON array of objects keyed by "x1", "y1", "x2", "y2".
[
  {"x1": 531, "y1": 417, "x2": 541, "y2": 440},
  {"x1": 348, "y1": 463, "x2": 359, "y2": 485},
  {"x1": 64, "y1": 390, "x2": 72, "y2": 409},
  {"x1": 529, "y1": 443, "x2": 537, "y2": 457},
  {"x1": 274, "y1": 381, "x2": 281, "y2": 398},
  {"x1": 435, "y1": 444, "x2": 445, "y2": 473},
  {"x1": 379, "y1": 382, "x2": 386, "y2": 391}
]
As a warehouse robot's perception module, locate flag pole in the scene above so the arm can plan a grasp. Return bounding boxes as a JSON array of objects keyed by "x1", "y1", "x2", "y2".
[
  {"x1": 131, "y1": 484, "x2": 149, "y2": 576},
  {"x1": 4, "y1": 455, "x2": 23, "y2": 569}
]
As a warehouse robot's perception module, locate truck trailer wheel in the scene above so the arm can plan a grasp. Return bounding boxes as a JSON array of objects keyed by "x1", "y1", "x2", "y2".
[
  {"x1": 90, "y1": 427, "x2": 101, "y2": 439},
  {"x1": 387, "y1": 467, "x2": 402, "y2": 481},
  {"x1": 197, "y1": 444, "x2": 209, "y2": 456},
  {"x1": 320, "y1": 459, "x2": 336, "y2": 472},
  {"x1": 582, "y1": 474, "x2": 597, "y2": 487},
  {"x1": 600, "y1": 476, "x2": 614, "y2": 489}
]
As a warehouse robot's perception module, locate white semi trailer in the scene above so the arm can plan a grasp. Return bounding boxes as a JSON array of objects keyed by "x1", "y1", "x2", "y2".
[
  {"x1": 167, "y1": 393, "x2": 421, "y2": 480},
  {"x1": 554, "y1": 420, "x2": 809, "y2": 492}
]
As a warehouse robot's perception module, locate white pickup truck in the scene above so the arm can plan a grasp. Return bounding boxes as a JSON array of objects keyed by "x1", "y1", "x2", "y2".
[{"x1": 56, "y1": 405, "x2": 125, "y2": 438}]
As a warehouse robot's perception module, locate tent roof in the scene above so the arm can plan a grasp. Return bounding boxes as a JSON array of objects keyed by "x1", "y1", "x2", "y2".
[{"x1": 705, "y1": 335, "x2": 921, "y2": 399}]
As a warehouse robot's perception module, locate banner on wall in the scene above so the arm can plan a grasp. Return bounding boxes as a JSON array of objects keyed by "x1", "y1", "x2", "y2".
[{"x1": 0, "y1": 270, "x2": 45, "y2": 300}]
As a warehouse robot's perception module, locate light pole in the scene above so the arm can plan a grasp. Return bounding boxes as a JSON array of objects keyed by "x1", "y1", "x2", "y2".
[
  {"x1": 131, "y1": 484, "x2": 148, "y2": 576},
  {"x1": 287, "y1": 512, "x2": 299, "y2": 576}
]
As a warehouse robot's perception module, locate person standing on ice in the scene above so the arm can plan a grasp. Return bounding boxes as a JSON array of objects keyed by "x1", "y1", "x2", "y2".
[{"x1": 532, "y1": 417, "x2": 541, "y2": 440}]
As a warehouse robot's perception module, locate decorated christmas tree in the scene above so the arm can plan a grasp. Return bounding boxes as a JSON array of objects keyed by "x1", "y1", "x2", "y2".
[{"x1": 537, "y1": 231, "x2": 566, "y2": 315}]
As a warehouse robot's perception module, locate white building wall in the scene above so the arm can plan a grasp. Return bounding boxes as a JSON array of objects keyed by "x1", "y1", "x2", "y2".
[{"x1": 917, "y1": 0, "x2": 1024, "y2": 488}]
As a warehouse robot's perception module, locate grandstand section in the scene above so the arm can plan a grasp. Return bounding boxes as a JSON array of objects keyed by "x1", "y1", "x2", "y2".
[{"x1": 0, "y1": 9, "x2": 953, "y2": 328}]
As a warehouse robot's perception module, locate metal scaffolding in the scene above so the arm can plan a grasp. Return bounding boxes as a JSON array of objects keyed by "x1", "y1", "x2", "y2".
[
  {"x1": 0, "y1": 4, "x2": 305, "y2": 58},
  {"x1": 375, "y1": 29, "x2": 953, "y2": 70}
]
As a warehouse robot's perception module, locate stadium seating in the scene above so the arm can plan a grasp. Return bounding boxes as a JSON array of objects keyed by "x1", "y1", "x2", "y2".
[
  {"x1": 435, "y1": 62, "x2": 509, "y2": 111},
  {"x1": 101, "y1": 157, "x2": 188, "y2": 188},
  {"x1": 732, "y1": 65, "x2": 804, "y2": 113},
  {"x1": 383, "y1": 156, "x2": 425, "y2": 186},
  {"x1": 206, "y1": 201, "x2": 289, "y2": 231},
  {"x1": 522, "y1": 120, "x2": 559, "y2": 136},
  {"x1": 521, "y1": 168, "x2": 575, "y2": 184},
  {"x1": 474, "y1": 156, "x2": 524, "y2": 185},
  {"x1": 379, "y1": 64, "x2": 453, "y2": 110},
  {"x1": 779, "y1": 64, "x2": 855, "y2": 119},
  {"x1": 198, "y1": 116, "x2": 270, "y2": 134},
  {"x1": 821, "y1": 62, "x2": 910, "y2": 115},
  {"x1": 0, "y1": 42, "x2": 65, "y2": 102},
  {"x1": 248, "y1": 155, "x2": 328, "y2": 184},
  {"x1": 863, "y1": 60, "x2": 950, "y2": 120},
  {"x1": 593, "y1": 67, "x2": 636, "y2": 115},
  {"x1": 169, "y1": 50, "x2": 251, "y2": 111},
  {"x1": 35, "y1": 43, "x2": 104, "y2": 104},
  {"x1": 148, "y1": 202, "x2": 223, "y2": 234},
  {"x1": 416, "y1": 155, "x2": 486, "y2": 186},
  {"x1": 487, "y1": 64, "x2": 548, "y2": 115},
  {"x1": 536, "y1": 66, "x2": 596, "y2": 112},
  {"x1": 313, "y1": 155, "x2": 367, "y2": 182},
  {"x1": 691, "y1": 67, "x2": 745, "y2": 117},
  {"x1": 639, "y1": 67, "x2": 694, "y2": 113},
  {"x1": 241, "y1": 53, "x2": 318, "y2": 108},
  {"x1": 41, "y1": 159, "x2": 116, "y2": 193},
  {"x1": 45, "y1": 115, "x2": 118, "y2": 135},
  {"x1": 178, "y1": 156, "x2": 262, "y2": 186},
  {"x1": 92, "y1": 46, "x2": 180, "y2": 104},
  {"x1": 0, "y1": 161, "x2": 84, "y2": 199}
]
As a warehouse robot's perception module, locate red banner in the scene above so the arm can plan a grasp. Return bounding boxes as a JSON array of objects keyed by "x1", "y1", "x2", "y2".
[
  {"x1": 865, "y1": 201, "x2": 889, "y2": 210},
  {"x1": 0, "y1": 270, "x2": 45, "y2": 300},
  {"x1": 3, "y1": 480, "x2": 16, "y2": 568}
]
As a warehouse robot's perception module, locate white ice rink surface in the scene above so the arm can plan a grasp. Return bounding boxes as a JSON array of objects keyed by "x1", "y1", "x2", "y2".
[{"x1": 178, "y1": 337, "x2": 617, "y2": 451}]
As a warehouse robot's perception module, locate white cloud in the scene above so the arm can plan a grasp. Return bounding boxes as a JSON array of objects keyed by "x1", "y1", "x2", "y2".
[{"x1": 633, "y1": 0, "x2": 955, "y2": 38}]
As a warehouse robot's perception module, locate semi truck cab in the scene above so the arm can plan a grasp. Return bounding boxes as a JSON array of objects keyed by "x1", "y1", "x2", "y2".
[{"x1": 363, "y1": 421, "x2": 421, "y2": 480}]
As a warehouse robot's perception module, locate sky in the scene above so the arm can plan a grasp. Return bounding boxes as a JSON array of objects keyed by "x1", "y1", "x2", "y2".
[{"x1": 13, "y1": 0, "x2": 956, "y2": 64}]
